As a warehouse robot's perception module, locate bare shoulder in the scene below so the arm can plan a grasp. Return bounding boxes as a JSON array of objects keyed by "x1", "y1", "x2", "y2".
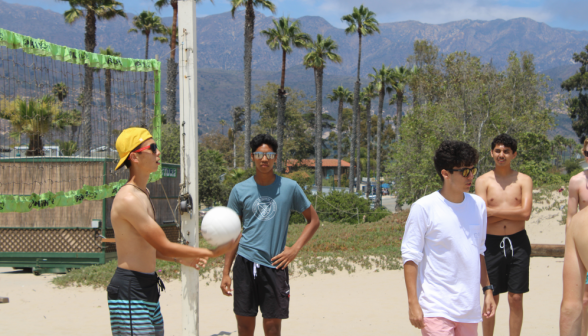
[
  {"x1": 515, "y1": 171, "x2": 533, "y2": 186},
  {"x1": 476, "y1": 170, "x2": 494, "y2": 184},
  {"x1": 569, "y1": 171, "x2": 588, "y2": 186},
  {"x1": 112, "y1": 187, "x2": 141, "y2": 213}
]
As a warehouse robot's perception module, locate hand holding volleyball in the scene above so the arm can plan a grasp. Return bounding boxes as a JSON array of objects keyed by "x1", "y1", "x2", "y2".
[{"x1": 201, "y1": 206, "x2": 242, "y2": 247}]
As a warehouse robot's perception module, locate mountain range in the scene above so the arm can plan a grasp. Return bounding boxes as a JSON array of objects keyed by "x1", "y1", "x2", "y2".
[{"x1": 0, "y1": 0, "x2": 585, "y2": 138}]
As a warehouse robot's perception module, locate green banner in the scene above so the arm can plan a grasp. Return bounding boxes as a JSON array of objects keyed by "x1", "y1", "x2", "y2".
[
  {"x1": 0, "y1": 28, "x2": 160, "y2": 72},
  {"x1": 0, "y1": 28, "x2": 163, "y2": 213}
]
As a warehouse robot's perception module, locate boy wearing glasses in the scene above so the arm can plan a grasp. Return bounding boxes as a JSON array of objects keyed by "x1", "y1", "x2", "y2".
[
  {"x1": 402, "y1": 140, "x2": 495, "y2": 335},
  {"x1": 108, "y1": 128, "x2": 237, "y2": 335},
  {"x1": 475, "y1": 134, "x2": 533, "y2": 336},
  {"x1": 564, "y1": 138, "x2": 588, "y2": 335},
  {"x1": 221, "y1": 133, "x2": 320, "y2": 336}
]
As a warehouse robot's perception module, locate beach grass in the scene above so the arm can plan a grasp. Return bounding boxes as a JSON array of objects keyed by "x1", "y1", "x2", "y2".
[{"x1": 51, "y1": 210, "x2": 408, "y2": 289}]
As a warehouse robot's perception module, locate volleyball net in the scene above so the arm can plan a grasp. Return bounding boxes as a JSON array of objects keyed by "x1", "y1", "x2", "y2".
[{"x1": 0, "y1": 28, "x2": 162, "y2": 215}]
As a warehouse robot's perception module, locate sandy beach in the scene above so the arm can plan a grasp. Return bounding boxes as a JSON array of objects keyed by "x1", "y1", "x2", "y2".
[{"x1": 0, "y1": 192, "x2": 569, "y2": 335}]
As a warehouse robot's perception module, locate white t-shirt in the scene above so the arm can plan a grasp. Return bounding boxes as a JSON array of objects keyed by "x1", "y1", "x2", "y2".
[{"x1": 401, "y1": 191, "x2": 487, "y2": 323}]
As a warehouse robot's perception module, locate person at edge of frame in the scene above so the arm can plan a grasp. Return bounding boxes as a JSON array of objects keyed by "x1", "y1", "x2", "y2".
[
  {"x1": 220, "y1": 133, "x2": 320, "y2": 336},
  {"x1": 560, "y1": 138, "x2": 588, "y2": 336},
  {"x1": 402, "y1": 140, "x2": 496, "y2": 336},
  {"x1": 475, "y1": 134, "x2": 533, "y2": 336},
  {"x1": 107, "y1": 127, "x2": 239, "y2": 336},
  {"x1": 566, "y1": 139, "x2": 588, "y2": 336}
]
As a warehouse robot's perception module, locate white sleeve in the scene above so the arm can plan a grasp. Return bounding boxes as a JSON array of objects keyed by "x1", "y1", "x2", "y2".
[
  {"x1": 479, "y1": 202, "x2": 487, "y2": 255},
  {"x1": 401, "y1": 203, "x2": 427, "y2": 265}
]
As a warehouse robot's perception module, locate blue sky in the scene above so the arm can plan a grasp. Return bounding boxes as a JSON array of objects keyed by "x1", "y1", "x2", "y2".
[{"x1": 9, "y1": 0, "x2": 588, "y2": 32}]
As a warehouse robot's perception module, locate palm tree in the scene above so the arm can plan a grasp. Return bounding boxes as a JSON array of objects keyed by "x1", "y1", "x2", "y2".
[
  {"x1": 369, "y1": 64, "x2": 393, "y2": 208},
  {"x1": 219, "y1": 119, "x2": 227, "y2": 135},
  {"x1": 99, "y1": 46, "x2": 121, "y2": 154},
  {"x1": 303, "y1": 34, "x2": 342, "y2": 193},
  {"x1": 0, "y1": 96, "x2": 70, "y2": 156},
  {"x1": 230, "y1": 106, "x2": 245, "y2": 168},
  {"x1": 385, "y1": 115, "x2": 392, "y2": 125},
  {"x1": 342, "y1": 5, "x2": 380, "y2": 192},
  {"x1": 129, "y1": 11, "x2": 166, "y2": 128},
  {"x1": 52, "y1": 83, "x2": 69, "y2": 102},
  {"x1": 361, "y1": 82, "x2": 377, "y2": 197},
  {"x1": 60, "y1": 0, "x2": 126, "y2": 155},
  {"x1": 230, "y1": 0, "x2": 276, "y2": 169},
  {"x1": 260, "y1": 17, "x2": 311, "y2": 173},
  {"x1": 327, "y1": 86, "x2": 353, "y2": 187},
  {"x1": 389, "y1": 65, "x2": 416, "y2": 140},
  {"x1": 154, "y1": 0, "x2": 212, "y2": 124}
]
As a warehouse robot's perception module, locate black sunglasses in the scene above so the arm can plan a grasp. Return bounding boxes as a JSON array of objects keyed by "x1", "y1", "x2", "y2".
[
  {"x1": 448, "y1": 167, "x2": 478, "y2": 177},
  {"x1": 134, "y1": 143, "x2": 158, "y2": 154},
  {"x1": 253, "y1": 151, "x2": 276, "y2": 160},
  {"x1": 584, "y1": 150, "x2": 588, "y2": 157}
]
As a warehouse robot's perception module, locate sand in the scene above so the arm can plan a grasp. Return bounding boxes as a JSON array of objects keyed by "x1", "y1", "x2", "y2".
[{"x1": 0, "y1": 192, "x2": 570, "y2": 335}]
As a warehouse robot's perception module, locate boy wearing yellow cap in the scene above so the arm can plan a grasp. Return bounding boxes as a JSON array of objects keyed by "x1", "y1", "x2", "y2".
[{"x1": 107, "y1": 127, "x2": 238, "y2": 336}]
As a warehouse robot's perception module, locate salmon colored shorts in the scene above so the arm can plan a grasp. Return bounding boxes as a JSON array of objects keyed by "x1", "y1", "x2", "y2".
[{"x1": 421, "y1": 317, "x2": 478, "y2": 336}]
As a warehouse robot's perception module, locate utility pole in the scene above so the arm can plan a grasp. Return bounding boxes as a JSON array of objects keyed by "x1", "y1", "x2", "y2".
[{"x1": 178, "y1": 1, "x2": 199, "y2": 335}]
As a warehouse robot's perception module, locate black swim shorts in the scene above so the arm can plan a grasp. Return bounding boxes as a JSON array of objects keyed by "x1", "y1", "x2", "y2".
[
  {"x1": 107, "y1": 267, "x2": 166, "y2": 335},
  {"x1": 485, "y1": 229, "x2": 531, "y2": 296},
  {"x1": 233, "y1": 254, "x2": 290, "y2": 319}
]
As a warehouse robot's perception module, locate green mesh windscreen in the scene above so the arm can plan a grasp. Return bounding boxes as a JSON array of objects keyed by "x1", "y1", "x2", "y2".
[{"x1": 0, "y1": 28, "x2": 162, "y2": 215}]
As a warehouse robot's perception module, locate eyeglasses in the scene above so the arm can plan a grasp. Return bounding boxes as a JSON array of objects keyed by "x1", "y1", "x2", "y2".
[
  {"x1": 134, "y1": 143, "x2": 158, "y2": 154},
  {"x1": 448, "y1": 167, "x2": 478, "y2": 177},
  {"x1": 253, "y1": 151, "x2": 276, "y2": 160},
  {"x1": 584, "y1": 150, "x2": 588, "y2": 157}
]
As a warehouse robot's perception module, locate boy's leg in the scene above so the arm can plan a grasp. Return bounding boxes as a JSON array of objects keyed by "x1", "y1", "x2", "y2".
[
  {"x1": 506, "y1": 230, "x2": 531, "y2": 336},
  {"x1": 233, "y1": 256, "x2": 260, "y2": 335},
  {"x1": 262, "y1": 318, "x2": 282, "y2": 336},
  {"x1": 507, "y1": 293, "x2": 523, "y2": 336},
  {"x1": 421, "y1": 317, "x2": 456, "y2": 336},
  {"x1": 581, "y1": 282, "x2": 588, "y2": 335},
  {"x1": 482, "y1": 295, "x2": 500, "y2": 336},
  {"x1": 236, "y1": 315, "x2": 256, "y2": 336}
]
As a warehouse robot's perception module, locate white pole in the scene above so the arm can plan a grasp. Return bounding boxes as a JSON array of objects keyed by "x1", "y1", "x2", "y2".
[{"x1": 178, "y1": 1, "x2": 199, "y2": 335}]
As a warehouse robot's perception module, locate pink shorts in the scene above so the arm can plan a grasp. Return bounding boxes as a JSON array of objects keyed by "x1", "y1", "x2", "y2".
[{"x1": 421, "y1": 317, "x2": 478, "y2": 336}]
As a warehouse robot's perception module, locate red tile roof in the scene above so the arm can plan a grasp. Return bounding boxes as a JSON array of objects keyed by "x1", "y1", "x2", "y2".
[{"x1": 287, "y1": 159, "x2": 350, "y2": 168}]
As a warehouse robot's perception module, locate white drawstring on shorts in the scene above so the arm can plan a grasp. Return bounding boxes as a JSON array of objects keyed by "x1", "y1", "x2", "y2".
[
  {"x1": 500, "y1": 237, "x2": 514, "y2": 257},
  {"x1": 253, "y1": 263, "x2": 260, "y2": 279}
]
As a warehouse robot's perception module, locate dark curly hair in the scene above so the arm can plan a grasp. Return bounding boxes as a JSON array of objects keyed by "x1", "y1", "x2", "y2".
[
  {"x1": 250, "y1": 133, "x2": 278, "y2": 153},
  {"x1": 434, "y1": 141, "x2": 479, "y2": 183},
  {"x1": 491, "y1": 134, "x2": 517, "y2": 153}
]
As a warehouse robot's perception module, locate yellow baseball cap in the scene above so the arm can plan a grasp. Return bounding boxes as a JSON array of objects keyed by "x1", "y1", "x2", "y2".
[{"x1": 115, "y1": 127, "x2": 153, "y2": 170}]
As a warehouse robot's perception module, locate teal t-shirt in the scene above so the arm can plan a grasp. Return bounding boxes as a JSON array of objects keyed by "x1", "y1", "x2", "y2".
[{"x1": 227, "y1": 175, "x2": 311, "y2": 268}]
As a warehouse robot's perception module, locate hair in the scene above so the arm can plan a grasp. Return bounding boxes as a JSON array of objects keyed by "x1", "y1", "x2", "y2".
[
  {"x1": 583, "y1": 138, "x2": 588, "y2": 152},
  {"x1": 250, "y1": 133, "x2": 278, "y2": 153},
  {"x1": 491, "y1": 133, "x2": 517, "y2": 153},
  {"x1": 434, "y1": 140, "x2": 479, "y2": 183},
  {"x1": 123, "y1": 143, "x2": 144, "y2": 169}
]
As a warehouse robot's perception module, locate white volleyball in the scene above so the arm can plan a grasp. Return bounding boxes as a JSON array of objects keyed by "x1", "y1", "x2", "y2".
[{"x1": 200, "y1": 206, "x2": 241, "y2": 247}]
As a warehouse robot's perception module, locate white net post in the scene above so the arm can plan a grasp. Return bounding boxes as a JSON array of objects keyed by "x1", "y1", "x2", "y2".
[{"x1": 178, "y1": 1, "x2": 199, "y2": 335}]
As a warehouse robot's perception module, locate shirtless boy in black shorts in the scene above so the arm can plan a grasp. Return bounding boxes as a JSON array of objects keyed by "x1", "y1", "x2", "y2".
[{"x1": 475, "y1": 134, "x2": 533, "y2": 336}]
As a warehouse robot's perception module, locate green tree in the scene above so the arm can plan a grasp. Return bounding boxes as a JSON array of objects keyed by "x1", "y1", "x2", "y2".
[
  {"x1": 361, "y1": 82, "x2": 377, "y2": 197},
  {"x1": 562, "y1": 44, "x2": 588, "y2": 142},
  {"x1": 199, "y1": 148, "x2": 228, "y2": 206},
  {"x1": 128, "y1": 11, "x2": 166, "y2": 128},
  {"x1": 303, "y1": 34, "x2": 342, "y2": 192},
  {"x1": 389, "y1": 65, "x2": 416, "y2": 139},
  {"x1": 219, "y1": 119, "x2": 227, "y2": 135},
  {"x1": 327, "y1": 86, "x2": 353, "y2": 187},
  {"x1": 52, "y1": 83, "x2": 69, "y2": 102},
  {"x1": 0, "y1": 96, "x2": 72, "y2": 156},
  {"x1": 230, "y1": 0, "x2": 277, "y2": 169},
  {"x1": 230, "y1": 106, "x2": 245, "y2": 168},
  {"x1": 99, "y1": 46, "x2": 121, "y2": 154},
  {"x1": 160, "y1": 123, "x2": 180, "y2": 164},
  {"x1": 59, "y1": 0, "x2": 126, "y2": 155},
  {"x1": 260, "y1": 17, "x2": 311, "y2": 173},
  {"x1": 342, "y1": 4, "x2": 380, "y2": 192},
  {"x1": 369, "y1": 64, "x2": 393, "y2": 207},
  {"x1": 55, "y1": 140, "x2": 78, "y2": 156}
]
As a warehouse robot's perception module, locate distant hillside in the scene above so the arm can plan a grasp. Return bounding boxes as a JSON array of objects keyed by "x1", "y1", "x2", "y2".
[{"x1": 1, "y1": 0, "x2": 587, "y2": 135}]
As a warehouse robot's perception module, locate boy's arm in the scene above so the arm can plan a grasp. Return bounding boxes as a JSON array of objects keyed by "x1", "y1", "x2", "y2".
[
  {"x1": 487, "y1": 175, "x2": 533, "y2": 221},
  {"x1": 480, "y1": 255, "x2": 496, "y2": 318},
  {"x1": 404, "y1": 261, "x2": 424, "y2": 329},
  {"x1": 119, "y1": 195, "x2": 236, "y2": 258},
  {"x1": 475, "y1": 175, "x2": 501, "y2": 224},
  {"x1": 156, "y1": 251, "x2": 208, "y2": 270},
  {"x1": 566, "y1": 177, "x2": 580, "y2": 229},
  {"x1": 271, "y1": 205, "x2": 320, "y2": 269}
]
